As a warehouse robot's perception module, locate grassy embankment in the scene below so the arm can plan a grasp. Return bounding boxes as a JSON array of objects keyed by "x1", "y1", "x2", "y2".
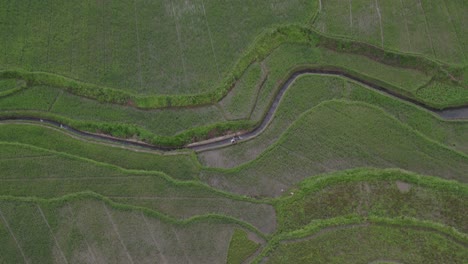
[
  {"x1": 1, "y1": 0, "x2": 465, "y2": 148},
  {"x1": 2, "y1": 39, "x2": 466, "y2": 147},
  {"x1": 1, "y1": 168, "x2": 466, "y2": 263},
  {"x1": 251, "y1": 168, "x2": 468, "y2": 263},
  {"x1": 1, "y1": 23, "x2": 464, "y2": 110},
  {"x1": 261, "y1": 218, "x2": 467, "y2": 264}
]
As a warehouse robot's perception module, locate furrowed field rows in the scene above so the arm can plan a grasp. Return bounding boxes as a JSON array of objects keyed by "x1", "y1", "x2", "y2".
[
  {"x1": 0, "y1": 124, "x2": 200, "y2": 180},
  {"x1": 261, "y1": 220, "x2": 468, "y2": 264},
  {"x1": 274, "y1": 168, "x2": 468, "y2": 233},
  {"x1": 313, "y1": 0, "x2": 467, "y2": 65},
  {"x1": 0, "y1": 1, "x2": 467, "y2": 263},
  {"x1": 1, "y1": 41, "x2": 465, "y2": 150},
  {"x1": 200, "y1": 101, "x2": 468, "y2": 197},
  {"x1": 0, "y1": 142, "x2": 276, "y2": 233},
  {"x1": 1, "y1": 22, "x2": 464, "y2": 113},
  {"x1": 0, "y1": 0, "x2": 315, "y2": 95},
  {"x1": 246, "y1": 168, "x2": 467, "y2": 263},
  {"x1": 0, "y1": 198, "x2": 260, "y2": 264},
  {"x1": 0, "y1": 168, "x2": 465, "y2": 263},
  {"x1": 200, "y1": 74, "x2": 468, "y2": 168}
]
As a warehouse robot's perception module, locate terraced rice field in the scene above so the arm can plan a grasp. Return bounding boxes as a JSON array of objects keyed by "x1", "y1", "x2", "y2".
[
  {"x1": 313, "y1": 0, "x2": 467, "y2": 65},
  {"x1": 0, "y1": 0, "x2": 467, "y2": 263}
]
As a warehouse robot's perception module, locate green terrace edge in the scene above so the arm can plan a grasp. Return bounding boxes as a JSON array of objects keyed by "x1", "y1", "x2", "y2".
[
  {"x1": 0, "y1": 191, "x2": 267, "y2": 240},
  {"x1": 1, "y1": 24, "x2": 465, "y2": 110},
  {"x1": 251, "y1": 215, "x2": 468, "y2": 264}
]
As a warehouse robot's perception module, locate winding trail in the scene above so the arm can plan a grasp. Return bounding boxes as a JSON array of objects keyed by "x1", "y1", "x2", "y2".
[{"x1": 0, "y1": 69, "x2": 467, "y2": 152}]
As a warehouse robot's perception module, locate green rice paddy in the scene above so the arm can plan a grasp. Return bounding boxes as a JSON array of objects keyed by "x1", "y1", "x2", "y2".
[{"x1": 0, "y1": 0, "x2": 466, "y2": 262}]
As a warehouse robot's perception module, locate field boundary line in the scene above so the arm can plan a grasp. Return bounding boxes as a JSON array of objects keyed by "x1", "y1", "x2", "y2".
[
  {"x1": 416, "y1": 0, "x2": 436, "y2": 58},
  {"x1": 0, "y1": 140, "x2": 274, "y2": 206},
  {"x1": 398, "y1": 0, "x2": 412, "y2": 51},
  {"x1": 440, "y1": 0, "x2": 466, "y2": 61},
  {"x1": 0, "y1": 175, "x2": 151, "y2": 181},
  {"x1": 278, "y1": 145, "x2": 332, "y2": 172},
  {"x1": 374, "y1": 0, "x2": 384, "y2": 48},
  {"x1": 170, "y1": 226, "x2": 193, "y2": 264},
  {"x1": 44, "y1": 0, "x2": 53, "y2": 69},
  {"x1": 68, "y1": 1, "x2": 76, "y2": 73},
  {"x1": 19, "y1": 0, "x2": 32, "y2": 66},
  {"x1": 37, "y1": 205, "x2": 69, "y2": 264},
  {"x1": 100, "y1": 0, "x2": 108, "y2": 73},
  {"x1": 2, "y1": 24, "x2": 463, "y2": 111},
  {"x1": 103, "y1": 203, "x2": 135, "y2": 264},
  {"x1": 169, "y1": 0, "x2": 188, "y2": 87},
  {"x1": 141, "y1": 212, "x2": 169, "y2": 264},
  {"x1": 0, "y1": 154, "x2": 55, "y2": 161},
  {"x1": 253, "y1": 215, "x2": 468, "y2": 263},
  {"x1": 208, "y1": 99, "x2": 468, "y2": 173},
  {"x1": 0, "y1": 121, "x2": 191, "y2": 156},
  {"x1": 108, "y1": 0, "x2": 115, "y2": 69},
  {"x1": 112, "y1": 196, "x2": 228, "y2": 200},
  {"x1": 0, "y1": 192, "x2": 269, "y2": 240},
  {"x1": 66, "y1": 205, "x2": 98, "y2": 263},
  {"x1": 348, "y1": 0, "x2": 353, "y2": 28},
  {"x1": 0, "y1": 208, "x2": 29, "y2": 264},
  {"x1": 133, "y1": 0, "x2": 143, "y2": 88},
  {"x1": 214, "y1": 103, "x2": 230, "y2": 120},
  {"x1": 2, "y1": 65, "x2": 467, "y2": 154},
  {"x1": 2, "y1": 0, "x2": 10, "y2": 61},
  {"x1": 47, "y1": 89, "x2": 63, "y2": 112},
  {"x1": 200, "y1": 0, "x2": 221, "y2": 79},
  {"x1": 248, "y1": 62, "x2": 269, "y2": 120}
]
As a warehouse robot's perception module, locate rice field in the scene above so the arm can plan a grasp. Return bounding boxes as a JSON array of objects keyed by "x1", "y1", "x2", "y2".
[
  {"x1": 264, "y1": 223, "x2": 467, "y2": 263},
  {"x1": 199, "y1": 74, "x2": 468, "y2": 169},
  {"x1": 0, "y1": 199, "x2": 248, "y2": 264},
  {"x1": 0, "y1": 0, "x2": 315, "y2": 95},
  {"x1": 200, "y1": 100, "x2": 468, "y2": 197},
  {"x1": 0, "y1": 0, "x2": 467, "y2": 262},
  {"x1": 313, "y1": 0, "x2": 467, "y2": 65}
]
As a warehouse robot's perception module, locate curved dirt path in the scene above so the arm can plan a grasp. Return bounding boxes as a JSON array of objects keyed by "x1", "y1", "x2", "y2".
[{"x1": 0, "y1": 69, "x2": 467, "y2": 152}]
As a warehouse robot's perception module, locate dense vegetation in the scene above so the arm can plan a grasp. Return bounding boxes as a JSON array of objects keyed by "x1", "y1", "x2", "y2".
[{"x1": 226, "y1": 229, "x2": 261, "y2": 264}]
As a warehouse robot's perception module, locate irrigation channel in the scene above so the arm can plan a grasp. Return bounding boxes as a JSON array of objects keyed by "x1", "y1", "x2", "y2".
[{"x1": 1, "y1": 69, "x2": 467, "y2": 152}]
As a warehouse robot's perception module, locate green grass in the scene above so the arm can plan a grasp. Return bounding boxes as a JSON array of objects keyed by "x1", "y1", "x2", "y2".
[
  {"x1": 0, "y1": 22, "x2": 463, "y2": 113},
  {"x1": 251, "y1": 43, "x2": 464, "y2": 122},
  {"x1": 0, "y1": 142, "x2": 276, "y2": 233},
  {"x1": 200, "y1": 100, "x2": 468, "y2": 197},
  {"x1": 275, "y1": 168, "x2": 468, "y2": 233},
  {"x1": 0, "y1": 197, "x2": 251, "y2": 264},
  {"x1": 265, "y1": 223, "x2": 467, "y2": 264},
  {"x1": 416, "y1": 81, "x2": 468, "y2": 108},
  {"x1": 199, "y1": 74, "x2": 468, "y2": 168},
  {"x1": 0, "y1": 3, "x2": 467, "y2": 262},
  {"x1": 219, "y1": 62, "x2": 264, "y2": 120},
  {"x1": 0, "y1": 26, "x2": 464, "y2": 149},
  {"x1": 0, "y1": 0, "x2": 316, "y2": 95},
  {"x1": 226, "y1": 229, "x2": 261, "y2": 264},
  {"x1": 0, "y1": 123, "x2": 199, "y2": 180},
  {"x1": 313, "y1": 0, "x2": 467, "y2": 65},
  {"x1": 0, "y1": 85, "x2": 227, "y2": 137},
  {"x1": 0, "y1": 79, "x2": 17, "y2": 92},
  {"x1": 0, "y1": 43, "x2": 431, "y2": 137}
]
